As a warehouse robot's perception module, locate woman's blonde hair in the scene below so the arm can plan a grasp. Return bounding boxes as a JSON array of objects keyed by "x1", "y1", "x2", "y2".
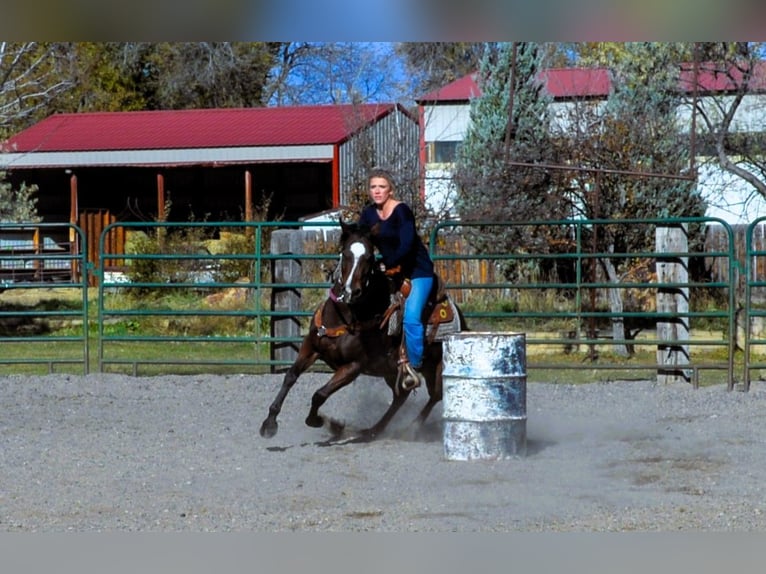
[{"x1": 368, "y1": 167, "x2": 397, "y2": 192}]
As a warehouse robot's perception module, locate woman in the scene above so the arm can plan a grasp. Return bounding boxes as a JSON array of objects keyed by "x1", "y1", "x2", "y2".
[{"x1": 358, "y1": 167, "x2": 434, "y2": 390}]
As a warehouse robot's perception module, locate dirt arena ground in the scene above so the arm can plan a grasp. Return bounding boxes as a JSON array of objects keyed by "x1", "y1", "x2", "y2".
[{"x1": 2, "y1": 371, "x2": 766, "y2": 532}]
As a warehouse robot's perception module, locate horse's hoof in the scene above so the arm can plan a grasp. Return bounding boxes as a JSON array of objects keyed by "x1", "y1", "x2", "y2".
[
  {"x1": 260, "y1": 419, "x2": 278, "y2": 438},
  {"x1": 346, "y1": 431, "x2": 376, "y2": 444},
  {"x1": 305, "y1": 414, "x2": 324, "y2": 428}
]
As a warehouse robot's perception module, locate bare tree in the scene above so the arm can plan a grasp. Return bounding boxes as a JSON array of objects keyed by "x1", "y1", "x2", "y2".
[
  {"x1": 557, "y1": 43, "x2": 704, "y2": 355},
  {"x1": 395, "y1": 42, "x2": 486, "y2": 96},
  {"x1": 266, "y1": 43, "x2": 408, "y2": 106},
  {"x1": 685, "y1": 42, "x2": 766, "y2": 201},
  {"x1": 114, "y1": 42, "x2": 281, "y2": 110},
  {"x1": 0, "y1": 42, "x2": 74, "y2": 139}
]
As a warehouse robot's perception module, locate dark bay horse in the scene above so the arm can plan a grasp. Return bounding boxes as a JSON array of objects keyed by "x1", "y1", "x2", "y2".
[{"x1": 259, "y1": 220, "x2": 465, "y2": 442}]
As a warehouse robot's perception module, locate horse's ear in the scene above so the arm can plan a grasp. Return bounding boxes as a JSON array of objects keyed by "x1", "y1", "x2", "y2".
[
  {"x1": 338, "y1": 217, "x2": 355, "y2": 245},
  {"x1": 369, "y1": 222, "x2": 380, "y2": 237}
]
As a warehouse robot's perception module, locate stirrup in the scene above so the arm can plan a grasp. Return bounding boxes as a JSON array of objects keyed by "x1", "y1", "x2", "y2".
[{"x1": 400, "y1": 361, "x2": 424, "y2": 392}]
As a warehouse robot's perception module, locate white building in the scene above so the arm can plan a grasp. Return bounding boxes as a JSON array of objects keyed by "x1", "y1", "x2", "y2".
[{"x1": 417, "y1": 65, "x2": 766, "y2": 225}]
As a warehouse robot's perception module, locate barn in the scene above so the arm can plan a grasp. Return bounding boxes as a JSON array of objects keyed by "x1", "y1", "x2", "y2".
[{"x1": 0, "y1": 103, "x2": 419, "y2": 261}]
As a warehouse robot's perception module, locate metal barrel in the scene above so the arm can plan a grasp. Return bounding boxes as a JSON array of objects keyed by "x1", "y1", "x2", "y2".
[{"x1": 442, "y1": 332, "x2": 527, "y2": 460}]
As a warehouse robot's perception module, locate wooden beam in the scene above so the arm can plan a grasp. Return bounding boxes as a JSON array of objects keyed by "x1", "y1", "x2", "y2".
[
  {"x1": 332, "y1": 145, "x2": 340, "y2": 207},
  {"x1": 244, "y1": 169, "x2": 253, "y2": 222},
  {"x1": 156, "y1": 173, "x2": 165, "y2": 221},
  {"x1": 69, "y1": 172, "x2": 79, "y2": 280},
  {"x1": 418, "y1": 106, "x2": 427, "y2": 202}
]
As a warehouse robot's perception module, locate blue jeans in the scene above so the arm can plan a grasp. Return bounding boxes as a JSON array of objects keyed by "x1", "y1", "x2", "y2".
[{"x1": 403, "y1": 276, "x2": 433, "y2": 369}]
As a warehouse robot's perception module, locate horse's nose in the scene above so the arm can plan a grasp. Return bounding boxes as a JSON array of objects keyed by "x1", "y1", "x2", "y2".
[{"x1": 351, "y1": 287, "x2": 362, "y2": 300}]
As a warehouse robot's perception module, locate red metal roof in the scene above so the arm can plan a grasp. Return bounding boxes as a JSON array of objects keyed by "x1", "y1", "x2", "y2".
[
  {"x1": 678, "y1": 60, "x2": 766, "y2": 92},
  {"x1": 2, "y1": 103, "x2": 404, "y2": 153},
  {"x1": 420, "y1": 62, "x2": 766, "y2": 103},
  {"x1": 540, "y1": 68, "x2": 612, "y2": 98},
  {"x1": 418, "y1": 68, "x2": 612, "y2": 102},
  {"x1": 418, "y1": 73, "x2": 482, "y2": 102}
]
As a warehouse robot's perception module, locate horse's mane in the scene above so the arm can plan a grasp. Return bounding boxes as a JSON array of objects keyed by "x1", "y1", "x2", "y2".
[{"x1": 339, "y1": 220, "x2": 374, "y2": 245}]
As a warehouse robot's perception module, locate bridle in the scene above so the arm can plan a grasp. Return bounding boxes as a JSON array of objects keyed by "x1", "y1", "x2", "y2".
[{"x1": 332, "y1": 236, "x2": 374, "y2": 304}]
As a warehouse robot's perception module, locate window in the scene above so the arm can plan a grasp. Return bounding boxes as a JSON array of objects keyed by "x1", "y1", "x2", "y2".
[{"x1": 427, "y1": 141, "x2": 461, "y2": 164}]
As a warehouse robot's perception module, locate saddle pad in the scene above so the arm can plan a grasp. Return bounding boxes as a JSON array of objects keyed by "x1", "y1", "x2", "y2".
[
  {"x1": 427, "y1": 297, "x2": 462, "y2": 342},
  {"x1": 428, "y1": 298, "x2": 454, "y2": 325},
  {"x1": 386, "y1": 296, "x2": 460, "y2": 340},
  {"x1": 387, "y1": 293, "x2": 403, "y2": 336}
]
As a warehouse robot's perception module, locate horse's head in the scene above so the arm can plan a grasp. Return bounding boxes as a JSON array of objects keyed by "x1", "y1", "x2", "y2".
[{"x1": 330, "y1": 219, "x2": 377, "y2": 304}]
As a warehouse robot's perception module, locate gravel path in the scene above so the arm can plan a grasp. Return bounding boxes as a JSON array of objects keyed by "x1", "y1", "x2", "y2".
[{"x1": 1, "y1": 371, "x2": 766, "y2": 532}]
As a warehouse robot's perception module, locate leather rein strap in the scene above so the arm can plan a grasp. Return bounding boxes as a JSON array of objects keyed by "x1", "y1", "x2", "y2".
[
  {"x1": 313, "y1": 300, "x2": 349, "y2": 338},
  {"x1": 314, "y1": 299, "x2": 382, "y2": 338}
]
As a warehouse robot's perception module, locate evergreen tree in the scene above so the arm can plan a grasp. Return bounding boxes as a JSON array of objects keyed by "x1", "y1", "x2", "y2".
[{"x1": 453, "y1": 42, "x2": 570, "y2": 273}]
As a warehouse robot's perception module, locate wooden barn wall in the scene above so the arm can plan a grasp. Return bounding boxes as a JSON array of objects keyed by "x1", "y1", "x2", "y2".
[{"x1": 338, "y1": 109, "x2": 420, "y2": 206}]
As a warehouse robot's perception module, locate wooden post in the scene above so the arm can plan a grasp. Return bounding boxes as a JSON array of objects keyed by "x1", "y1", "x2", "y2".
[
  {"x1": 33, "y1": 227, "x2": 41, "y2": 280},
  {"x1": 331, "y1": 146, "x2": 340, "y2": 208},
  {"x1": 244, "y1": 169, "x2": 253, "y2": 223},
  {"x1": 656, "y1": 224, "x2": 690, "y2": 384},
  {"x1": 269, "y1": 229, "x2": 306, "y2": 371},
  {"x1": 156, "y1": 173, "x2": 166, "y2": 249},
  {"x1": 244, "y1": 170, "x2": 254, "y2": 244},
  {"x1": 69, "y1": 172, "x2": 79, "y2": 281},
  {"x1": 269, "y1": 227, "x2": 340, "y2": 372},
  {"x1": 156, "y1": 173, "x2": 166, "y2": 221}
]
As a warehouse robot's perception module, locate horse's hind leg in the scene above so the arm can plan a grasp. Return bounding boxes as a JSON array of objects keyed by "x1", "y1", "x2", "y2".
[
  {"x1": 414, "y1": 397, "x2": 439, "y2": 427},
  {"x1": 359, "y1": 384, "x2": 410, "y2": 440},
  {"x1": 410, "y1": 358, "x2": 443, "y2": 432},
  {"x1": 259, "y1": 342, "x2": 319, "y2": 439}
]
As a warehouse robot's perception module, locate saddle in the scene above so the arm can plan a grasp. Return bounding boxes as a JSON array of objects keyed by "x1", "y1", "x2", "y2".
[
  {"x1": 313, "y1": 269, "x2": 459, "y2": 346},
  {"x1": 379, "y1": 270, "x2": 458, "y2": 344}
]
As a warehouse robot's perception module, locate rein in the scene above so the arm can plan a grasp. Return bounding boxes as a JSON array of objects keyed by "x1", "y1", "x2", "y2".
[
  {"x1": 313, "y1": 300, "x2": 349, "y2": 338},
  {"x1": 315, "y1": 270, "x2": 387, "y2": 338}
]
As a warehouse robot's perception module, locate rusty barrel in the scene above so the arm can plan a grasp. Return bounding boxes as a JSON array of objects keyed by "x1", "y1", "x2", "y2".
[{"x1": 442, "y1": 332, "x2": 527, "y2": 460}]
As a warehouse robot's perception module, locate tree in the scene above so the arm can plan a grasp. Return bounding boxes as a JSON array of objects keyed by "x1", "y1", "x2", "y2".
[
  {"x1": 395, "y1": 42, "x2": 486, "y2": 97},
  {"x1": 0, "y1": 42, "x2": 74, "y2": 139},
  {"x1": 558, "y1": 42, "x2": 705, "y2": 355},
  {"x1": 453, "y1": 42, "x2": 570, "y2": 269},
  {"x1": 119, "y1": 42, "x2": 282, "y2": 110},
  {"x1": 42, "y1": 43, "x2": 285, "y2": 115},
  {"x1": 266, "y1": 43, "x2": 407, "y2": 106},
  {"x1": 684, "y1": 42, "x2": 766, "y2": 203},
  {"x1": 574, "y1": 42, "x2": 693, "y2": 68},
  {"x1": 0, "y1": 171, "x2": 40, "y2": 222},
  {"x1": 51, "y1": 43, "x2": 150, "y2": 113},
  {"x1": 562, "y1": 43, "x2": 702, "y2": 221},
  {"x1": 396, "y1": 42, "x2": 576, "y2": 99}
]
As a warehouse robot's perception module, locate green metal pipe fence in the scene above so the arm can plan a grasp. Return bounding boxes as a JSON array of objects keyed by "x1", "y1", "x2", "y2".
[
  {"x1": 95, "y1": 220, "x2": 337, "y2": 375},
  {"x1": 429, "y1": 217, "x2": 739, "y2": 389},
  {"x1": 743, "y1": 217, "x2": 766, "y2": 390},
  {"x1": 0, "y1": 222, "x2": 90, "y2": 374},
  {"x1": 0, "y1": 217, "x2": 752, "y2": 389}
]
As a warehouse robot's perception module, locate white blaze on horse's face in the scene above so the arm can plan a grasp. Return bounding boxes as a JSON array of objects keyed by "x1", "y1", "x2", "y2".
[{"x1": 339, "y1": 241, "x2": 367, "y2": 302}]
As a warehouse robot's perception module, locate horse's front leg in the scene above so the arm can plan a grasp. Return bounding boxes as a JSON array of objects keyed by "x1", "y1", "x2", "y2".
[
  {"x1": 305, "y1": 362, "x2": 362, "y2": 429},
  {"x1": 259, "y1": 340, "x2": 319, "y2": 439}
]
